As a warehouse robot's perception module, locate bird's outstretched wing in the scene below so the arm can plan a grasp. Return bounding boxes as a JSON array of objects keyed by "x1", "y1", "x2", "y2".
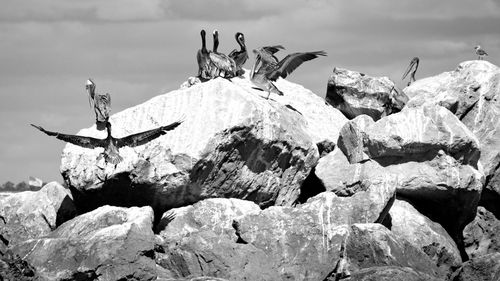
[
  {"x1": 254, "y1": 46, "x2": 285, "y2": 66},
  {"x1": 31, "y1": 124, "x2": 106, "y2": 149},
  {"x1": 268, "y1": 51, "x2": 327, "y2": 81},
  {"x1": 262, "y1": 45, "x2": 285, "y2": 54},
  {"x1": 116, "y1": 120, "x2": 183, "y2": 148},
  {"x1": 402, "y1": 57, "x2": 419, "y2": 80}
]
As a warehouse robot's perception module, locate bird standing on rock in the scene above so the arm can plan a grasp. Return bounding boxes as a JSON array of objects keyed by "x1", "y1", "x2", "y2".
[
  {"x1": 31, "y1": 120, "x2": 183, "y2": 165},
  {"x1": 251, "y1": 47, "x2": 327, "y2": 99},
  {"x1": 86, "y1": 79, "x2": 111, "y2": 130},
  {"x1": 197, "y1": 30, "x2": 212, "y2": 80},
  {"x1": 229, "y1": 32, "x2": 249, "y2": 76},
  {"x1": 402, "y1": 57, "x2": 420, "y2": 86},
  {"x1": 474, "y1": 45, "x2": 488, "y2": 60},
  {"x1": 208, "y1": 30, "x2": 237, "y2": 79}
]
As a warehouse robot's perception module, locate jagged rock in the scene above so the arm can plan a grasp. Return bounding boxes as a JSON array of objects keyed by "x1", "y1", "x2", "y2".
[
  {"x1": 338, "y1": 104, "x2": 481, "y2": 166},
  {"x1": 12, "y1": 205, "x2": 156, "y2": 281},
  {"x1": 347, "y1": 266, "x2": 443, "y2": 281},
  {"x1": 326, "y1": 67, "x2": 408, "y2": 120},
  {"x1": 61, "y1": 74, "x2": 346, "y2": 214},
  {"x1": 385, "y1": 199, "x2": 461, "y2": 277},
  {"x1": 451, "y1": 252, "x2": 500, "y2": 281},
  {"x1": 0, "y1": 182, "x2": 76, "y2": 244},
  {"x1": 463, "y1": 206, "x2": 500, "y2": 258},
  {"x1": 405, "y1": 61, "x2": 500, "y2": 213}
]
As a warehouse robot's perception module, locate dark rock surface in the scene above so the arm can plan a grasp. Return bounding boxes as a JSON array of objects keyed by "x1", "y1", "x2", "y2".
[
  {"x1": 451, "y1": 252, "x2": 500, "y2": 281},
  {"x1": 326, "y1": 67, "x2": 408, "y2": 120},
  {"x1": 463, "y1": 206, "x2": 500, "y2": 259}
]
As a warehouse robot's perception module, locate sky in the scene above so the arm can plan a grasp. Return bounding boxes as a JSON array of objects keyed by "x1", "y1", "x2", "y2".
[{"x1": 1, "y1": 0, "x2": 500, "y2": 184}]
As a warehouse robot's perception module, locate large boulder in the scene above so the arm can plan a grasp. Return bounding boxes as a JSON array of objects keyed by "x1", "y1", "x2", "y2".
[
  {"x1": 12, "y1": 205, "x2": 156, "y2": 281},
  {"x1": 463, "y1": 206, "x2": 500, "y2": 258},
  {"x1": 338, "y1": 104, "x2": 481, "y2": 167},
  {"x1": 451, "y1": 252, "x2": 500, "y2": 281},
  {"x1": 61, "y1": 75, "x2": 347, "y2": 214},
  {"x1": 0, "y1": 182, "x2": 76, "y2": 244},
  {"x1": 326, "y1": 67, "x2": 408, "y2": 120},
  {"x1": 385, "y1": 199, "x2": 462, "y2": 277},
  {"x1": 405, "y1": 61, "x2": 500, "y2": 213}
]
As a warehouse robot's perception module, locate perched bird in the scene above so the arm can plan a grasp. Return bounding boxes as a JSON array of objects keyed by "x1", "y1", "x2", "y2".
[
  {"x1": 401, "y1": 57, "x2": 420, "y2": 86},
  {"x1": 228, "y1": 32, "x2": 249, "y2": 76},
  {"x1": 208, "y1": 30, "x2": 237, "y2": 79},
  {"x1": 197, "y1": 29, "x2": 211, "y2": 80},
  {"x1": 31, "y1": 120, "x2": 183, "y2": 165},
  {"x1": 251, "y1": 48, "x2": 327, "y2": 99},
  {"x1": 86, "y1": 79, "x2": 111, "y2": 129},
  {"x1": 474, "y1": 45, "x2": 488, "y2": 60}
]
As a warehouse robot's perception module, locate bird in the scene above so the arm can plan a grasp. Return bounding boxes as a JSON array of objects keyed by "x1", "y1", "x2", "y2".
[
  {"x1": 228, "y1": 32, "x2": 249, "y2": 76},
  {"x1": 31, "y1": 120, "x2": 183, "y2": 165},
  {"x1": 197, "y1": 29, "x2": 212, "y2": 81},
  {"x1": 86, "y1": 79, "x2": 111, "y2": 130},
  {"x1": 250, "y1": 47, "x2": 327, "y2": 99},
  {"x1": 401, "y1": 57, "x2": 420, "y2": 86},
  {"x1": 474, "y1": 45, "x2": 488, "y2": 60},
  {"x1": 208, "y1": 30, "x2": 237, "y2": 79}
]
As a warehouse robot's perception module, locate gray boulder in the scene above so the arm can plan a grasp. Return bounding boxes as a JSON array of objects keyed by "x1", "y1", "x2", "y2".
[
  {"x1": 326, "y1": 67, "x2": 408, "y2": 120},
  {"x1": 386, "y1": 199, "x2": 462, "y2": 277},
  {"x1": 451, "y1": 252, "x2": 500, "y2": 281},
  {"x1": 463, "y1": 206, "x2": 500, "y2": 258},
  {"x1": 0, "y1": 182, "x2": 76, "y2": 244},
  {"x1": 12, "y1": 205, "x2": 156, "y2": 281}
]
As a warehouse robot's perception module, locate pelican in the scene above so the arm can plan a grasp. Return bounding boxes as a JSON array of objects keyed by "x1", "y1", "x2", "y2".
[
  {"x1": 31, "y1": 120, "x2": 182, "y2": 165},
  {"x1": 251, "y1": 48, "x2": 327, "y2": 99},
  {"x1": 401, "y1": 57, "x2": 420, "y2": 86},
  {"x1": 228, "y1": 32, "x2": 249, "y2": 76},
  {"x1": 252, "y1": 45, "x2": 285, "y2": 66},
  {"x1": 208, "y1": 30, "x2": 237, "y2": 79},
  {"x1": 86, "y1": 79, "x2": 111, "y2": 129},
  {"x1": 197, "y1": 30, "x2": 211, "y2": 80},
  {"x1": 474, "y1": 45, "x2": 488, "y2": 60}
]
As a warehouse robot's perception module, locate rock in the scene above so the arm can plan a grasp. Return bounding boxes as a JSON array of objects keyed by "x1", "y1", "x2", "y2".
[
  {"x1": 385, "y1": 199, "x2": 462, "y2": 277},
  {"x1": 28, "y1": 176, "x2": 43, "y2": 189},
  {"x1": 12, "y1": 205, "x2": 156, "y2": 281},
  {"x1": 463, "y1": 206, "x2": 500, "y2": 258},
  {"x1": 451, "y1": 252, "x2": 500, "y2": 281},
  {"x1": 61, "y1": 74, "x2": 346, "y2": 214},
  {"x1": 155, "y1": 198, "x2": 276, "y2": 280},
  {"x1": 347, "y1": 266, "x2": 443, "y2": 281},
  {"x1": 326, "y1": 67, "x2": 408, "y2": 120},
  {"x1": 405, "y1": 61, "x2": 500, "y2": 212},
  {"x1": 338, "y1": 104, "x2": 481, "y2": 167},
  {"x1": 0, "y1": 182, "x2": 76, "y2": 244}
]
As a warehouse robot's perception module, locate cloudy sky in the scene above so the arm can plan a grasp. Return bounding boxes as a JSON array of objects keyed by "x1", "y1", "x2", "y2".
[{"x1": 1, "y1": 0, "x2": 499, "y2": 183}]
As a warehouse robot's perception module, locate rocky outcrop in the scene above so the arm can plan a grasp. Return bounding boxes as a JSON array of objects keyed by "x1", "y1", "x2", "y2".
[
  {"x1": 0, "y1": 182, "x2": 76, "y2": 245},
  {"x1": 347, "y1": 266, "x2": 442, "y2": 281},
  {"x1": 405, "y1": 61, "x2": 500, "y2": 215},
  {"x1": 13, "y1": 205, "x2": 156, "y2": 281},
  {"x1": 451, "y1": 252, "x2": 500, "y2": 281},
  {"x1": 463, "y1": 206, "x2": 500, "y2": 258},
  {"x1": 385, "y1": 199, "x2": 461, "y2": 277},
  {"x1": 326, "y1": 67, "x2": 408, "y2": 120},
  {"x1": 61, "y1": 74, "x2": 347, "y2": 215}
]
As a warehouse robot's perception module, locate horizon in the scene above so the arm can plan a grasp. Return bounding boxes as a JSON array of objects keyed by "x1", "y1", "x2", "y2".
[{"x1": 1, "y1": 0, "x2": 500, "y2": 183}]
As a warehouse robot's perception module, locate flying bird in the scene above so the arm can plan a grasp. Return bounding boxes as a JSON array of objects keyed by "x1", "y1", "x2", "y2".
[
  {"x1": 197, "y1": 30, "x2": 211, "y2": 80},
  {"x1": 401, "y1": 57, "x2": 420, "y2": 86},
  {"x1": 474, "y1": 45, "x2": 488, "y2": 60},
  {"x1": 86, "y1": 79, "x2": 111, "y2": 129},
  {"x1": 208, "y1": 30, "x2": 237, "y2": 79},
  {"x1": 31, "y1": 120, "x2": 183, "y2": 165},
  {"x1": 250, "y1": 47, "x2": 327, "y2": 99},
  {"x1": 228, "y1": 32, "x2": 249, "y2": 76}
]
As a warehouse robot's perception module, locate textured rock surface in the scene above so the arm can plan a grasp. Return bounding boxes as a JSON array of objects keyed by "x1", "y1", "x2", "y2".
[
  {"x1": 338, "y1": 104, "x2": 481, "y2": 166},
  {"x1": 463, "y1": 206, "x2": 500, "y2": 258},
  {"x1": 451, "y1": 252, "x2": 500, "y2": 281},
  {"x1": 385, "y1": 199, "x2": 461, "y2": 277},
  {"x1": 326, "y1": 67, "x2": 408, "y2": 120},
  {"x1": 347, "y1": 266, "x2": 443, "y2": 281},
  {"x1": 61, "y1": 74, "x2": 347, "y2": 214},
  {"x1": 12, "y1": 206, "x2": 156, "y2": 281},
  {"x1": 405, "y1": 61, "x2": 500, "y2": 212},
  {"x1": 0, "y1": 182, "x2": 76, "y2": 244}
]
